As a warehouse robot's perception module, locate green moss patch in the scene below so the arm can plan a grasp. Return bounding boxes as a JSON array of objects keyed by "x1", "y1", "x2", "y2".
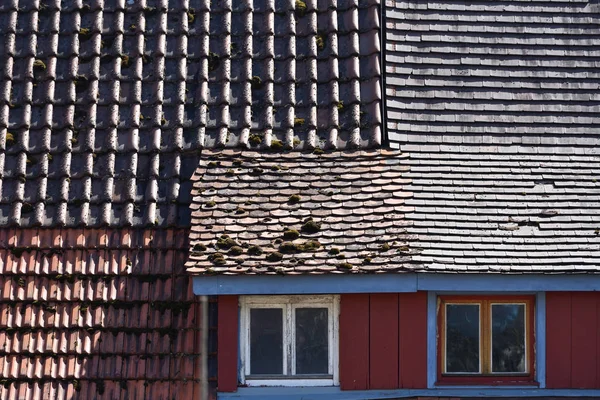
[
  {"x1": 208, "y1": 252, "x2": 226, "y2": 265},
  {"x1": 249, "y1": 134, "x2": 262, "y2": 146},
  {"x1": 5, "y1": 132, "x2": 16, "y2": 147},
  {"x1": 247, "y1": 245, "x2": 263, "y2": 256},
  {"x1": 295, "y1": 0, "x2": 307, "y2": 17},
  {"x1": 228, "y1": 246, "x2": 243, "y2": 256},
  {"x1": 279, "y1": 240, "x2": 321, "y2": 254},
  {"x1": 33, "y1": 59, "x2": 46, "y2": 71},
  {"x1": 266, "y1": 252, "x2": 283, "y2": 262},
  {"x1": 301, "y1": 219, "x2": 321, "y2": 233},
  {"x1": 283, "y1": 229, "x2": 300, "y2": 240},
  {"x1": 187, "y1": 9, "x2": 196, "y2": 24},
  {"x1": 270, "y1": 140, "x2": 284, "y2": 151},
  {"x1": 316, "y1": 34, "x2": 326, "y2": 51},
  {"x1": 288, "y1": 194, "x2": 301, "y2": 204},
  {"x1": 217, "y1": 235, "x2": 239, "y2": 250},
  {"x1": 251, "y1": 76, "x2": 262, "y2": 90},
  {"x1": 208, "y1": 52, "x2": 221, "y2": 72},
  {"x1": 193, "y1": 244, "x2": 207, "y2": 252}
]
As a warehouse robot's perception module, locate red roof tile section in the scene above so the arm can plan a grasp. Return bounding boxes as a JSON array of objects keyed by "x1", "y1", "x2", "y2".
[
  {"x1": 186, "y1": 149, "x2": 420, "y2": 275},
  {"x1": 0, "y1": 228, "x2": 203, "y2": 399}
]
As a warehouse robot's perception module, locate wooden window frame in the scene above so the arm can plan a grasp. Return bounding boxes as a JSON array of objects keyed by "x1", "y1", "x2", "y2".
[
  {"x1": 437, "y1": 295, "x2": 536, "y2": 386},
  {"x1": 239, "y1": 295, "x2": 340, "y2": 387}
]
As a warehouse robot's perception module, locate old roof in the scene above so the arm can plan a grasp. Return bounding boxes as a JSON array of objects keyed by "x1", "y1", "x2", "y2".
[
  {"x1": 185, "y1": 149, "x2": 418, "y2": 275},
  {"x1": 0, "y1": 0, "x2": 382, "y2": 228},
  {"x1": 0, "y1": 228, "x2": 203, "y2": 399},
  {"x1": 385, "y1": 0, "x2": 600, "y2": 272}
]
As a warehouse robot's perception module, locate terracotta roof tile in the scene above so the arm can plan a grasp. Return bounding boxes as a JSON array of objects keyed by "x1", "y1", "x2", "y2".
[{"x1": 0, "y1": 228, "x2": 204, "y2": 399}]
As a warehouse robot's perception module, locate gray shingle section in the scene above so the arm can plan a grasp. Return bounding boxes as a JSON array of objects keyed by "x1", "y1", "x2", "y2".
[
  {"x1": 400, "y1": 147, "x2": 600, "y2": 272},
  {"x1": 385, "y1": 0, "x2": 600, "y2": 272},
  {"x1": 385, "y1": 0, "x2": 600, "y2": 144},
  {"x1": 0, "y1": 0, "x2": 382, "y2": 228}
]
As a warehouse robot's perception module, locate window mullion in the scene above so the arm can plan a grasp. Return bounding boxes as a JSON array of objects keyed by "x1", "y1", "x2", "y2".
[
  {"x1": 287, "y1": 303, "x2": 293, "y2": 376},
  {"x1": 482, "y1": 300, "x2": 490, "y2": 374}
]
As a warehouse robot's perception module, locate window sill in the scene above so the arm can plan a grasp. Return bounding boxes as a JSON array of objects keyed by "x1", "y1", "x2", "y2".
[
  {"x1": 218, "y1": 387, "x2": 600, "y2": 400},
  {"x1": 436, "y1": 375, "x2": 538, "y2": 386},
  {"x1": 244, "y1": 378, "x2": 335, "y2": 387}
]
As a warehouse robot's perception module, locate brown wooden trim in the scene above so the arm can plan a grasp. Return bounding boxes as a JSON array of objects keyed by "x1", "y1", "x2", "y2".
[{"x1": 437, "y1": 295, "x2": 536, "y2": 386}]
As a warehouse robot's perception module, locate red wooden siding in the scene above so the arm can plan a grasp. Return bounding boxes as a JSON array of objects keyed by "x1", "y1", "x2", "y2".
[
  {"x1": 369, "y1": 293, "x2": 399, "y2": 389},
  {"x1": 217, "y1": 295, "x2": 239, "y2": 392},
  {"x1": 546, "y1": 292, "x2": 571, "y2": 388},
  {"x1": 398, "y1": 292, "x2": 428, "y2": 388},
  {"x1": 339, "y1": 292, "x2": 428, "y2": 391},
  {"x1": 571, "y1": 292, "x2": 597, "y2": 388},
  {"x1": 546, "y1": 292, "x2": 600, "y2": 389},
  {"x1": 339, "y1": 294, "x2": 370, "y2": 390}
]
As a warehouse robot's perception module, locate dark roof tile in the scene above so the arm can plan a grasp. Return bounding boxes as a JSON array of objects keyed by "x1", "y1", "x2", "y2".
[{"x1": 0, "y1": 0, "x2": 381, "y2": 228}]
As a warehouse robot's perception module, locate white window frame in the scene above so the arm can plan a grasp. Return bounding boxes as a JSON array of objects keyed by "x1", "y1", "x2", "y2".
[{"x1": 239, "y1": 295, "x2": 340, "y2": 387}]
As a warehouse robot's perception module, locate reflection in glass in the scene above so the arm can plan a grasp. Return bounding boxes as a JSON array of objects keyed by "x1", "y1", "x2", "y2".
[
  {"x1": 295, "y1": 308, "x2": 329, "y2": 374},
  {"x1": 492, "y1": 304, "x2": 526, "y2": 373},
  {"x1": 446, "y1": 304, "x2": 480, "y2": 373},
  {"x1": 250, "y1": 308, "x2": 283, "y2": 374}
]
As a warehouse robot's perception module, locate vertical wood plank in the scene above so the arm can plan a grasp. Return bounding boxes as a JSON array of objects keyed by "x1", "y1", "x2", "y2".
[
  {"x1": 369, "y1": 293, "x2": 399, "y2": 389},
  {"x1": 571, "y1": 292, "x2": 597, "y2": 388},
  {"x1": 545, "y1": 292, "x2": 571, "y2": 388},
  {"x1": 339, "y1": 294, "x2": 369, "y2": 390},
  {"x1": 217, "y1": 295, "x2": 238, "y2": 392},
  {"x1": 398, "y1": 292, "x2": 428, "y2": 388}
]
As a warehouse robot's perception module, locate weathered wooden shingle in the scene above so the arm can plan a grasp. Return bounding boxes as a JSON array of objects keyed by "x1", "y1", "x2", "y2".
[
  {"x1": 185, "y1": 149, "x2": 419, "y2": 275},
  {"x1": 385, "y1": 0, "x2": 600, "y2": 272}
]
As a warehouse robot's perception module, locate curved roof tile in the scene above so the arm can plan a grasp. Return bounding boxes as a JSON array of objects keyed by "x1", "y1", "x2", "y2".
[{"x1": 0, "y1": 0, "x2": 382, "y2": 228}]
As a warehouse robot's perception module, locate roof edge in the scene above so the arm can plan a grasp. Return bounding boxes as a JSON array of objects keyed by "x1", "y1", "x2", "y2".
[{"x1": 192, "y1": 272, "x2": 600, "y2": 295}]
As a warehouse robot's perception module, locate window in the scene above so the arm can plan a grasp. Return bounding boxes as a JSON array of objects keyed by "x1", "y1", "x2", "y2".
[
  {"x1": 240, "y1": 295, "x2": 339, "y2": 387},
  {"x1": 437, "y1": 295, "x2": 535, "y2": 385}
]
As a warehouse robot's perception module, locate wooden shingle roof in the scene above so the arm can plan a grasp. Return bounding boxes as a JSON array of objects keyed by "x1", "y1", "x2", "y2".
[{"x1": 385, "y1": 0, "x2": 600, "y2": 272}]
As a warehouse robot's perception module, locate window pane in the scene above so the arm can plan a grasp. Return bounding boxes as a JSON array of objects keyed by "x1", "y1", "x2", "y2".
[
  {"x1": 446, "y1": 304, "x2": 480, "y2": 373},
  {"x1": 295, "y1": 308, "x2": 328, "y2": 374},
  {"x1": 492, "y1": 304, "x2": 526, "y2": 373},
  {"x1": 250, "y1": 308, "x2": 283, "y2": 375}
]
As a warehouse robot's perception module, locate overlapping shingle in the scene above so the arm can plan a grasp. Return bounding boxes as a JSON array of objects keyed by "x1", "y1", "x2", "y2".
[
  {"x1": 0, "y1": 0, "x2": 382, "y2": 228},
  {"x1": 401, "y1": 147, "x2": 600, "y2": 272},
  {"x1": 185, "y1": 149, "x2": 419, "y2": 275},
  {"x1": 385, "y1": 0, "x2": 600, "y2": 272},
  {"x1": 0, "y1": 228, "x2": 203, "y2": 399},
  {"x1": 385, "y1": 0, "x2": 600, "y2": 144}
]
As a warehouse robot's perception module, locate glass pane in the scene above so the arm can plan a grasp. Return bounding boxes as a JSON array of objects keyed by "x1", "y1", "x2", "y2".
[
  {"x1": 446, "y1": 304, "x2": 480, "y2": 373},
  {"x1": 492, "y1": 304, "x2": 526, "y2": 373},
  {"x1": 295, "y1": 308, "x2": 329, "y2": 374},
  {"x1": 250, "y1": 308, "x2": 283, "y2": 375}
]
